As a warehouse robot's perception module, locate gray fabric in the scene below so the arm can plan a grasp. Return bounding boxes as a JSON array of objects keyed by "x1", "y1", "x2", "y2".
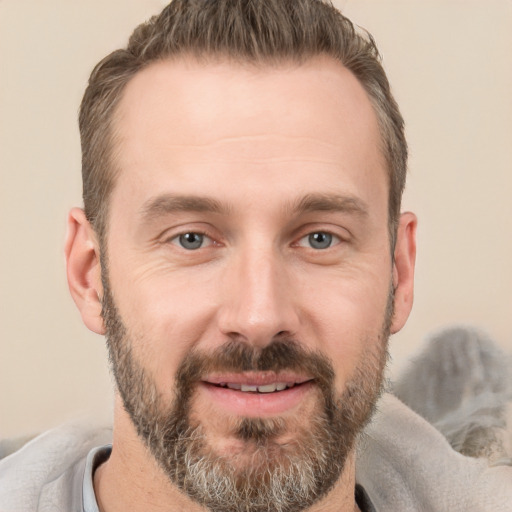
[
  {"x1": 0, "y1": 423, "x2": 111, "y2": 512},
  {"x1": 2, "y1": 394, "x2": 512, "y2": 511},
  {"x1": 83, "y1": 445, "x2": 111, "y2": 512},
  {"x1": 356, "y1": 394, "x2": 512, "y2": 512},
  {"x1": 0, "y1": 435, "x2": 36, "y2": 461},
  {"x1": 393, "y1": 326, "x2": 512, "y2": 462}
]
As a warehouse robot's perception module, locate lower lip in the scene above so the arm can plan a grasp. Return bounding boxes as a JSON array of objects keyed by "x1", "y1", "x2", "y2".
[{"x1": 199, "y1": 381, "x2": 314, "y2": 417}]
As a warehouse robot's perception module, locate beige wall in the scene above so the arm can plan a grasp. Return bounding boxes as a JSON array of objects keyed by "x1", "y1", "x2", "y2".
[{"x1": 1, "y1": 0, "x2": 511, "y2": 438}]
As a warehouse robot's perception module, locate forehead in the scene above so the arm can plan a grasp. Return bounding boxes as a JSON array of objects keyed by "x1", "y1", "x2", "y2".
[
  {"x1": 115, "y1": 55, "x2": 382, "y2": 151},
  {"x1": 110, "y1": 55, "x2": 386, "y2": 215}
]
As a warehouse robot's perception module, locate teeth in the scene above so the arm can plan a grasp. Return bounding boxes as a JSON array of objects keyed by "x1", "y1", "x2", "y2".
[
  {"x1": 232, "y1": 383, "x2": 291, "y2": 393},
  {"x1": 241, "y1": 384, "x2": 259, "y2": 392},
  {"x1": 214, "y1": 381, "x2": 301, "y2": 392},
  {"x1": 257, "y1": 383, "x2": 277, "y2": 393}
]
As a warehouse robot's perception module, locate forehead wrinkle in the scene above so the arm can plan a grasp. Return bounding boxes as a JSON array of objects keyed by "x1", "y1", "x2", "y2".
[
  {"x1": 139, "y1": 193, "x2": 232, "y2": 223},
  {"x1": 287, "y1": 193, "x2": 369, "y2": 217}
]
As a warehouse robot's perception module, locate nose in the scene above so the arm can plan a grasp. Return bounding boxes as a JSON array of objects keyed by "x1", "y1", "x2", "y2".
[{"x1": 217, "y1": 247, "x2": 300, "y2": 346}]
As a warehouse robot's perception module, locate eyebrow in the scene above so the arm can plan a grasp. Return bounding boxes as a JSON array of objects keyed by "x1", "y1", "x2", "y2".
[
  {"x1": 139, "y1": 192, "x2": 368, "y2": 223},
  {"x1": 288, "y1": 193, "x2": 369, "y2": 217},
  {"x1": 139, "y1": 193, "x2": 231, "y2": 222}
]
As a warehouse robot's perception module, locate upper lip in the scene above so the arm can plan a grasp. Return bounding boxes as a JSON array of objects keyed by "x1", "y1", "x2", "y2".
[{"x1": 202, "y1": 371, "x2": 313, "y2": 387}]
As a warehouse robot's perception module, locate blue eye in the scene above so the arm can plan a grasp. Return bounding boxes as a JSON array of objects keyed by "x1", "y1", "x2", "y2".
[
  {"x1": 309, "y1": 232, "x2": 332, "y2": 249},
  {"x1": 298, "y1": 232, "x2": 338, "y2": 250},
  {"x1": 175, "y1": 232, "x2": 206, "y2": 250}
]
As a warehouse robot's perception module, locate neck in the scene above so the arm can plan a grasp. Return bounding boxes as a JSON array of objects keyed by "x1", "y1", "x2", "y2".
[{"x1": 94, "y1": 398, "x2": 359, "y2": 512}]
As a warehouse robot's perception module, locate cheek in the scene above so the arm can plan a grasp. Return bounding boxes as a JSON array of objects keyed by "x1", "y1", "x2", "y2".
[
  {"x1": 299, "y1": 265, "x2": 391, "y2": 387},
  {"x1": 111, "y1": 269, "x2": 221, "y2": 390}
]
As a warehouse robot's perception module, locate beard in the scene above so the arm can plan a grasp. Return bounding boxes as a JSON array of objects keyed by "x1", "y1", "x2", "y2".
[{"x1": 101, "y1": 268, "x2": 391, "y2": 512}]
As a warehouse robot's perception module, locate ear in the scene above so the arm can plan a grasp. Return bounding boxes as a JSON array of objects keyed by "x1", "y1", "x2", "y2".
[
  {"x1": 390, "y1": 212, "x2": 417, "y2": 334},
  {"x1": 65, "y1": 208, "x2": 105, "y2": 335}
]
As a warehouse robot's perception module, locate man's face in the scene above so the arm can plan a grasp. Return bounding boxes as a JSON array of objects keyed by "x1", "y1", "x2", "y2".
[{"x1": 101, "y1": 56, "x2": 399, "y2": 511}]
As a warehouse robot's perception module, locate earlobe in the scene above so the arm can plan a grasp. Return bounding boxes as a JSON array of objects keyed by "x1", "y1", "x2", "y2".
[
  {"x1": 65, "y1": 207, "x2": 105, "y2": 335},
  {"x1": 390, "y1": 212, "x2": 417, "y2": 334}
]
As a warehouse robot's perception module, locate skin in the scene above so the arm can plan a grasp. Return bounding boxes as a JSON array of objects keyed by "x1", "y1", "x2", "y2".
[{"x1": 65, "y1": 55, "x2": 416, "y2": 511}]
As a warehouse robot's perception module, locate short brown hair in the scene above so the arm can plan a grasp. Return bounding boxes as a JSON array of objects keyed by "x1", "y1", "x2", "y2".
[{"x1": 79, "y1": 0, "x2": 407, "y2": 244}]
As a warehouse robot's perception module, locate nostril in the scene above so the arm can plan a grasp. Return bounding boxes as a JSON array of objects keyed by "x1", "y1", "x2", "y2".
[{"x1": 275, "y1": 330, "x2": 294, "y2": 339}]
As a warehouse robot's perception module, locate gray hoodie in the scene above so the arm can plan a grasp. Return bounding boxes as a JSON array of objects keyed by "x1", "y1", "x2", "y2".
[{"x1": 1, "y1": 393, "x2": 511, "y2": 512}]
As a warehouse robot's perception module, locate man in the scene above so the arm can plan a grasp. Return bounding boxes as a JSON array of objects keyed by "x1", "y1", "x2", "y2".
[{"x1": 1, "y1": 1, "x2": 510, "y2": 511}]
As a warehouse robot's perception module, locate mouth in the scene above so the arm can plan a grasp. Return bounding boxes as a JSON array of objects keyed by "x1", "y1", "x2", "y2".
[
  {"x1": 199, "y1": 373, "x2": 315, "y2": 416},
  {"x1": 203, "y1": 372, "x2": 313, "y2": 391},
  {"x1": 210, "y1": 381, "x2": 307, "y2": 393}
]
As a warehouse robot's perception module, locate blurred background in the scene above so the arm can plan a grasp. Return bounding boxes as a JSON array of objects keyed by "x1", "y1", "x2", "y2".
[{"x1": 1, "y1": 0, "x2": 511, "y2": 438}]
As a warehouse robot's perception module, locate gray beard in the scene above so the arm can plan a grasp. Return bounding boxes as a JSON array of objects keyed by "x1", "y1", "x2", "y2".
[{"x1": 101, "y1": 269, "x2": 390, "y2": 512}]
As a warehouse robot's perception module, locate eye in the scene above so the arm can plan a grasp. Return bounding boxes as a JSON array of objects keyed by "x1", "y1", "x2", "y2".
[
  {"x1": 298, "y1": 231, "x2": 340, "y2": 250},
  {"x1": 171, "y1": 232, "x2": 211, "y2": 250}
]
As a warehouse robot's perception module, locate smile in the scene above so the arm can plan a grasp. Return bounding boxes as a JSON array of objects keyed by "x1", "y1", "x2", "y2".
[
  {"x1": 213, "y1": 382, "x2": 300, "y2": 393},
  {"x1": 200, "y1": 373, "x2": 315, "y2": 416}
]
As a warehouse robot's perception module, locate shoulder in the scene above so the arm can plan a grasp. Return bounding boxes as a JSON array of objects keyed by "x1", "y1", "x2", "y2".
[
  {"x1": 357, "y1": 393, "x2": 512, "y2": 512},
  {"x1": 0, "y1": 422, "x2": 112, "y2": 512}
]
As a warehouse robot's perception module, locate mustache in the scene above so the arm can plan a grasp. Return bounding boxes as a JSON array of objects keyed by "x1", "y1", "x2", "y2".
[{"x1": 175, "y1": 339, "x2": 336, "y2": 401}]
